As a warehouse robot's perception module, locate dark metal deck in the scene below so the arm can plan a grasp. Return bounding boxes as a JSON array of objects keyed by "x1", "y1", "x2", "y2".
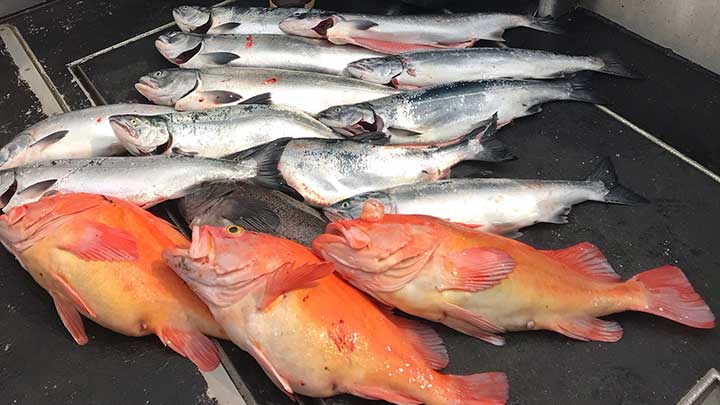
[{"x1": 1, "y1": 1, "x2": 718, "y2": 404}]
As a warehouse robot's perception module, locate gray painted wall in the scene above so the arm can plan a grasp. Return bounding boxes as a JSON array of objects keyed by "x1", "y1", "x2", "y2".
[{"x1": 580, "y1": 0, "x2": 720, "y2": 74}]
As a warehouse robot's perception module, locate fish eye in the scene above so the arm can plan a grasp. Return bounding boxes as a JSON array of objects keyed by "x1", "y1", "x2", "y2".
[
  {"x1": 154, "y1": 71, "x2": 163, "y2": 77},
  {"x1": 225, "y1": 225, "x2": 243, "y2": 235},
  {"x1": 334, "y1": 107, "x2": 342, "y2": 112},
  {"x1": 341, "y1": 201, "x2": 351, "y2": 209}
]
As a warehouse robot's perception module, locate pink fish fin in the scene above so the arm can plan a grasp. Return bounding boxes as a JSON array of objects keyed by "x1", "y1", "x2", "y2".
[
  {"x1": 349, "y1": 385, "x2": 421, "y2": 404},
  {"x1": 442, "y1": 303, "x2": 505, "y2": 346},
  {"x1": 248, "y1": 338, "x2": 295, "y2": 399},
  {"x1": 434, "y1": 39, "x2": 477, "y2": 48},
  {"x1": 259, "y1": 262, "x2": 334, "y2": 310},
  {"x1": 337, "y1": 36, "x2": 439, "y2": 55},
  {"x1": 445, "y1": 372, "x2": 509, "y2": 405},
  {"x1": 157, "y1": 328, "x2": 220, "y2": 371},
  {"x1": 630, "y1": 265, "x2": 715, "y2": 328},
  {"x1": 384, "y1": 311, "x2": 448, "y2": 370},
  {"x1": 541, "y1": 242, "x2": 621, "y2": 282},
  {"x1": 49, "y1": 291, "x2": 88, "y2": 345},
  {"x1": 50, "y1": 272, "x2": 96, "y2": 318},
  {"x1": 58, "y1": 220, "x2": 139, "y2": 262},
  {"x1": 553, "y1": 317, "x2": 623, "y2": 342},
  {"x1": 440, "y1": 248, "x2": 515, "y2": 292}
]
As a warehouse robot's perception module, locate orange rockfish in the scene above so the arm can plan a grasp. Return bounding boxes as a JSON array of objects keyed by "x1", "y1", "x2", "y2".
[
  {"x1": 0, "y1": 193, "x2": 226, "y2": 371},
  {"x1": 164, "y1": 225, "x2": 508, "y2": 404},
  {"x1": 313, "y1": 200, "x2": 715, "y2": 345}
]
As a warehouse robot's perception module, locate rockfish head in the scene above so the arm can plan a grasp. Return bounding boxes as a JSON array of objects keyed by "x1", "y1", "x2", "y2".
[
  {"x1": 346, "y1": 56, "x2": 405, "y2": 86},
  {"x1": 155, "y1": 32, "x2": 203, "y2": 65},
  {"x1": 0, "y1": 133, "x2": 34, "y2": 170},
  {"x1": 135, "y1": 69, "x2": 198, "y2": 106},
  {"x1": 313, "y1": 200, "x2": 437, "y2": 290},
  {"x1": 278, "y1": 11, "x2": 339, "y2": 38},
  {"x1": 173, "y1": 6, "x2": 212, "y2": 33},
  {"x1": 109, "y1": 114, "x2": 172, "y2": 156},
  {"x1": 323, "y1": 191, "x2": 393, "y2": 222},
  {"x1": 164, "y1": 225, "x2": 296, "y2": 308},
  {"x1": 316, "y1": 103, "x2": 381, "y2": 136}
]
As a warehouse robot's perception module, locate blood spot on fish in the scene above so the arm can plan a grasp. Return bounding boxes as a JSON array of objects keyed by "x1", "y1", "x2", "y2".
[
  {"x1": 198, "y1": 98, "x2": 205, "y2": 103},
  {"x1": 300, "y1": 381, "x2": 305, "y2": 386},
  {"x1": 328, "y1": 320, "x2": 356, "y2": 353},
  {"x1": 302, "y1": 294, "x2": 310, "y2": 302},
  {"x1": 331, "y1": 383, "x2": 337, "y2": 391},
  {"x1": 262, "y1": 77, "x2": 278, "y2": 85},
  {"x1": 324, "y1": 366, "x2": 329, "y2": 371},
  {"x1": 96, "y1": 117, "x2": 102, "y2": 123},
  {"x1": 246, "y1": 35, "x2": 254, "y2": 48}
]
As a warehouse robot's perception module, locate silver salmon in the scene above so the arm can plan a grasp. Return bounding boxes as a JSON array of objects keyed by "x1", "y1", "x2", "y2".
[
  {"x1": 316, "y1": 77, "x2": 601, "y2": 145},
  {"x1": 0, "y1": 104, "x2": 174, "y2": 170},
  {"x1": 156, "y1": 32, "x2": 383, "y2": 76},
  {"x1": 347, "y1": 48, "x2": 639, "y2": 88},
  {"x1": 324, "y1": 158, "x2": 648, "y2": 236},
  {"x1": 173, "y1": 5, "x2": 311, "y2": 35},
  {"x1": 109, "y1": 104, "x2": 338, "y2": 158},
  {"x1": 135, "y1": 67, "x2": 398, "y2": 114}
]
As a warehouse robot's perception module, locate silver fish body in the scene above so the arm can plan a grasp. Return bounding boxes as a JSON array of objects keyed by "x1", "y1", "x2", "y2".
[
  {"x1": 0, "y1": 155, "x2": 263, "y2": 212},
  {"x1": 0, "y1": 104, "x2": 174, "y2": 170},
  {"x1": 316, "y1": 77, "x2": 600, "y2": 145},
  {"x1": 279, "y1": 12, "x2": 561, "y2": 51},
  {"x1": 173, "y1": 5, "x2": 311, "y2": 35},
  {"x1": 135, "y1": 67, "x2": 398, "y2": 114},
  {"x1": 109, "y1": 104, "x2": 339, "y2": 158},
  {"x1": 324, "y1": 158, "x2": 648, "y2": 235},
  {"x1": 156, "y1": 32, "x2": 383, "y2": 76},
  {"x1": 267, "y1": 117, "x2": 512, "y2": 207},
  {"x1": 179, "y1": 182, "x2": 327, "y2": 246},
  {"x1": 347, "y1": 48, "x2": 638, "y2": 88}
]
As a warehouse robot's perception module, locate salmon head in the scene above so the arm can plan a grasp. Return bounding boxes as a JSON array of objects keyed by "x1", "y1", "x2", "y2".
[
  {"x1": 0, "y1": 193, "x2": 104, "y2": 254},
  {"x1": 155, "y1": 32, "x2": 204, "y2": 65},
  {"x1": 315, "y1": 103, "x2": 382, "y2": 136},
  {"x1": 163, "y1": 225, "x2": 289, "y2": 308},
  {"x1": 135, "y1": 69, "x2": 198, "y2": 106},
  {"x1": 346, "y1": 56, "x2": 405, "y2": 86},
  {"x1": 313, "y1": 200, "x2": 438, "y2": 291},
  {"x1": 278, "y1": 11, "x2": 340, "y2": 38},
  {"x1": 109, "y1": 114, "x2": 172, "y2": 156},
  {"x1": 172, "y1": 6, "x2": 212, "y2": 34}
]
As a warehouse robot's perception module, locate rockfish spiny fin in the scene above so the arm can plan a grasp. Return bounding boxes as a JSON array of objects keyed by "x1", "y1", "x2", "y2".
[
  {"x1": 541, "y1": 242, "x2": 621, "y2": 282},
  {"x1": 258, "y1": 262, "x2": 335, "y2": 310},
  {"x1": 157, "y1": 327, "x2": 220, "y2": 371}
]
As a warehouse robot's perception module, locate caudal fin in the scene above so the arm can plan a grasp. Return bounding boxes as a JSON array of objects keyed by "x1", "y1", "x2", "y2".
[
  {"x1": 227, "y1": 138, "x2": 303, "y2": 200},
  {"x1": 586, "y1": 157, "x2": 649, "y2": 205},
  {"x1": 447, "y1": 372, "x2": 509, "y2": 405},
  {"x1": 565, "y1": 75, "x2": 606, "y2": 104},
  {"x1": 459, "y1": 114, "x2": 514, "y2": 163},
  {"x1": 527, "y1": 16, "x2": 564, "y2": 34},
  {"x1": 595, "y1": 51, "x2": 642, "y2": 79},
  {"x1": 631, "y1": 265, "x2": 715, "y2": 329}
]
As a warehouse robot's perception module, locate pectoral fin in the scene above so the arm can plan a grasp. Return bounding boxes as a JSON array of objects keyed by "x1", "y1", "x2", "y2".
[
  {"x1": 29, "y1": 130, "x2": 69, "y2": 149},
  {"x1": 58, "y1": 221, "x2": 138, "y2": 262},
  {"x1": 194, "y1": 52, "x2": 240, "y2": 66},
  {"x1": 259, "y1": 262, "x2": 334, "y2": 310},
  {"x1": 441, "y1": 247, "x2": 515, "y2": 292}
]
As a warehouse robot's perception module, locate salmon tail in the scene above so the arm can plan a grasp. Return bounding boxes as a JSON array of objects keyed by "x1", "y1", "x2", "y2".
[
  {"x1": 446, "y1": 372, "x2": 509, "y2": 405},
  {"x1": 157, "y1": 327, "x2": 221, "y2": 371},
  {"x1": 460, "y1": 113, "x2": 514, "y2": 163},
  {"x1": 630, "y1": 265, "x2": 715, "y2": 329},
  {"x1": 594, "y1": 51, "x2": 643, "y2": 79},
  {"x1": 586, "y1": 157, "x2": 649, "y2": 205},
  {"x1": 565, "y1": 74, "x2": 606, "y2": 105}
]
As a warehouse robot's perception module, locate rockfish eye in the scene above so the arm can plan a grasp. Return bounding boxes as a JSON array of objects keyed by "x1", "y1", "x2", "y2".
[
  {"x1": 226, "y1": 225, "x2": 243, "y2": 235},
  {"x1": 341, "y1": 201, "x2": 351, "y2": 209}
]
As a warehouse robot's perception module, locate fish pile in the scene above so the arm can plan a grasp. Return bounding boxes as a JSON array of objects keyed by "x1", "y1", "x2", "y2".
[{"x1": 0, "y1": 3, "x2": 713, "y2": 404}]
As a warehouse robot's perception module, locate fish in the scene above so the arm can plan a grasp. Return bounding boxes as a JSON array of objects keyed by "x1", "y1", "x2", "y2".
[
  {"x1": 346, "y1": 48, "x2": 640, "y2": 89},
  {"x1": 172, "y1": 5, "x2": 312, "y2": 35},
  {"x1": 313, "y1": 200, "x2": 715, "y2": 346},
  {"x1": 0, "y1": 146, "x2": 287, "y2": 212},
  {"x1": 109, "y1": 104, "x2": 339, "y2": 158},
  {"x1": 163, "y1": 224, "x2": 508, "y2": 404},
  {"x1": 156, "y1": 32, "x2": 384, "y2": 76},
  {"x1": 0, "y1": 104, "x2": 174, "y2": 170},
  {"x1": 324, "y1": 158, "x2": 648, "y2": 236},
  {"x1": 135, "y1": 67, "x2": 398, "y2": 114},
  {"x1": 179, "y1": 182, "x2": 327, "y2": 247},
  {"x1": 279, "y1": 11, "x2": 562, "y2": 54},
  {"x1": 316, "y1": 77, "x2": 601, "y2": 145},
  {"x1": 0, "y1": 193, "x2": 227, "y2": 370},
  {"x1": 239, "y1": 115, "x2": 513, "y2": 207}
]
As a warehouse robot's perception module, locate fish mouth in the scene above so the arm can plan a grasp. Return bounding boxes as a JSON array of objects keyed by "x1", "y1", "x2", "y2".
[
  {"x1": 155, "y1": 37, "x2": 202, "y2": 65},
  {"x1": 312, "y1": 17, "x2": 335, "y2": 37},
  {"x1": 108, "y1": 117, "x2": 138, "y2": 140},
  {"x1": 322, "y1": 207, "x2": 348, "y2": 222}
]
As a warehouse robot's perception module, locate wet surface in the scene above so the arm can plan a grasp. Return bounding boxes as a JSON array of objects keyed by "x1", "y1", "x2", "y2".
[{"x1": 0, "y1": 0, "x2": 718, "y2": 404}]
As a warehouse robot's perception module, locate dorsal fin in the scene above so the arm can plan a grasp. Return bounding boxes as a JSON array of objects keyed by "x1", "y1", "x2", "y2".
[{"x1": 541, "y1": 242, "x2": 621, "y2": 282}]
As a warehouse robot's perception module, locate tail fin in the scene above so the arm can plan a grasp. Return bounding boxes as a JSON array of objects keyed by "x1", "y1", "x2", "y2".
[
  {"x1": 630, "y1": 265, "x2": 715, "y2": 329},
  {"x1": 565, "y1": 75, "x2": 605, "y2": 104},
  {"x1": 595, "y1": 51, "x2": 642, "y2": 79},
  {"x1": 229, "y1": 138, "x2": 303, "y2": 200},
  {"x1": 586, "y1": 157, "x2": 649, "y2": 205},
  {"x1": 446, "y1": 372, "x2": 509, "y2": 405},
  {"x1": 463, "y1": 114, "x2": 514, "y2": 162},
  {"x1": 527, "y1": 16, "x2": 564, "y2": 34}
]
